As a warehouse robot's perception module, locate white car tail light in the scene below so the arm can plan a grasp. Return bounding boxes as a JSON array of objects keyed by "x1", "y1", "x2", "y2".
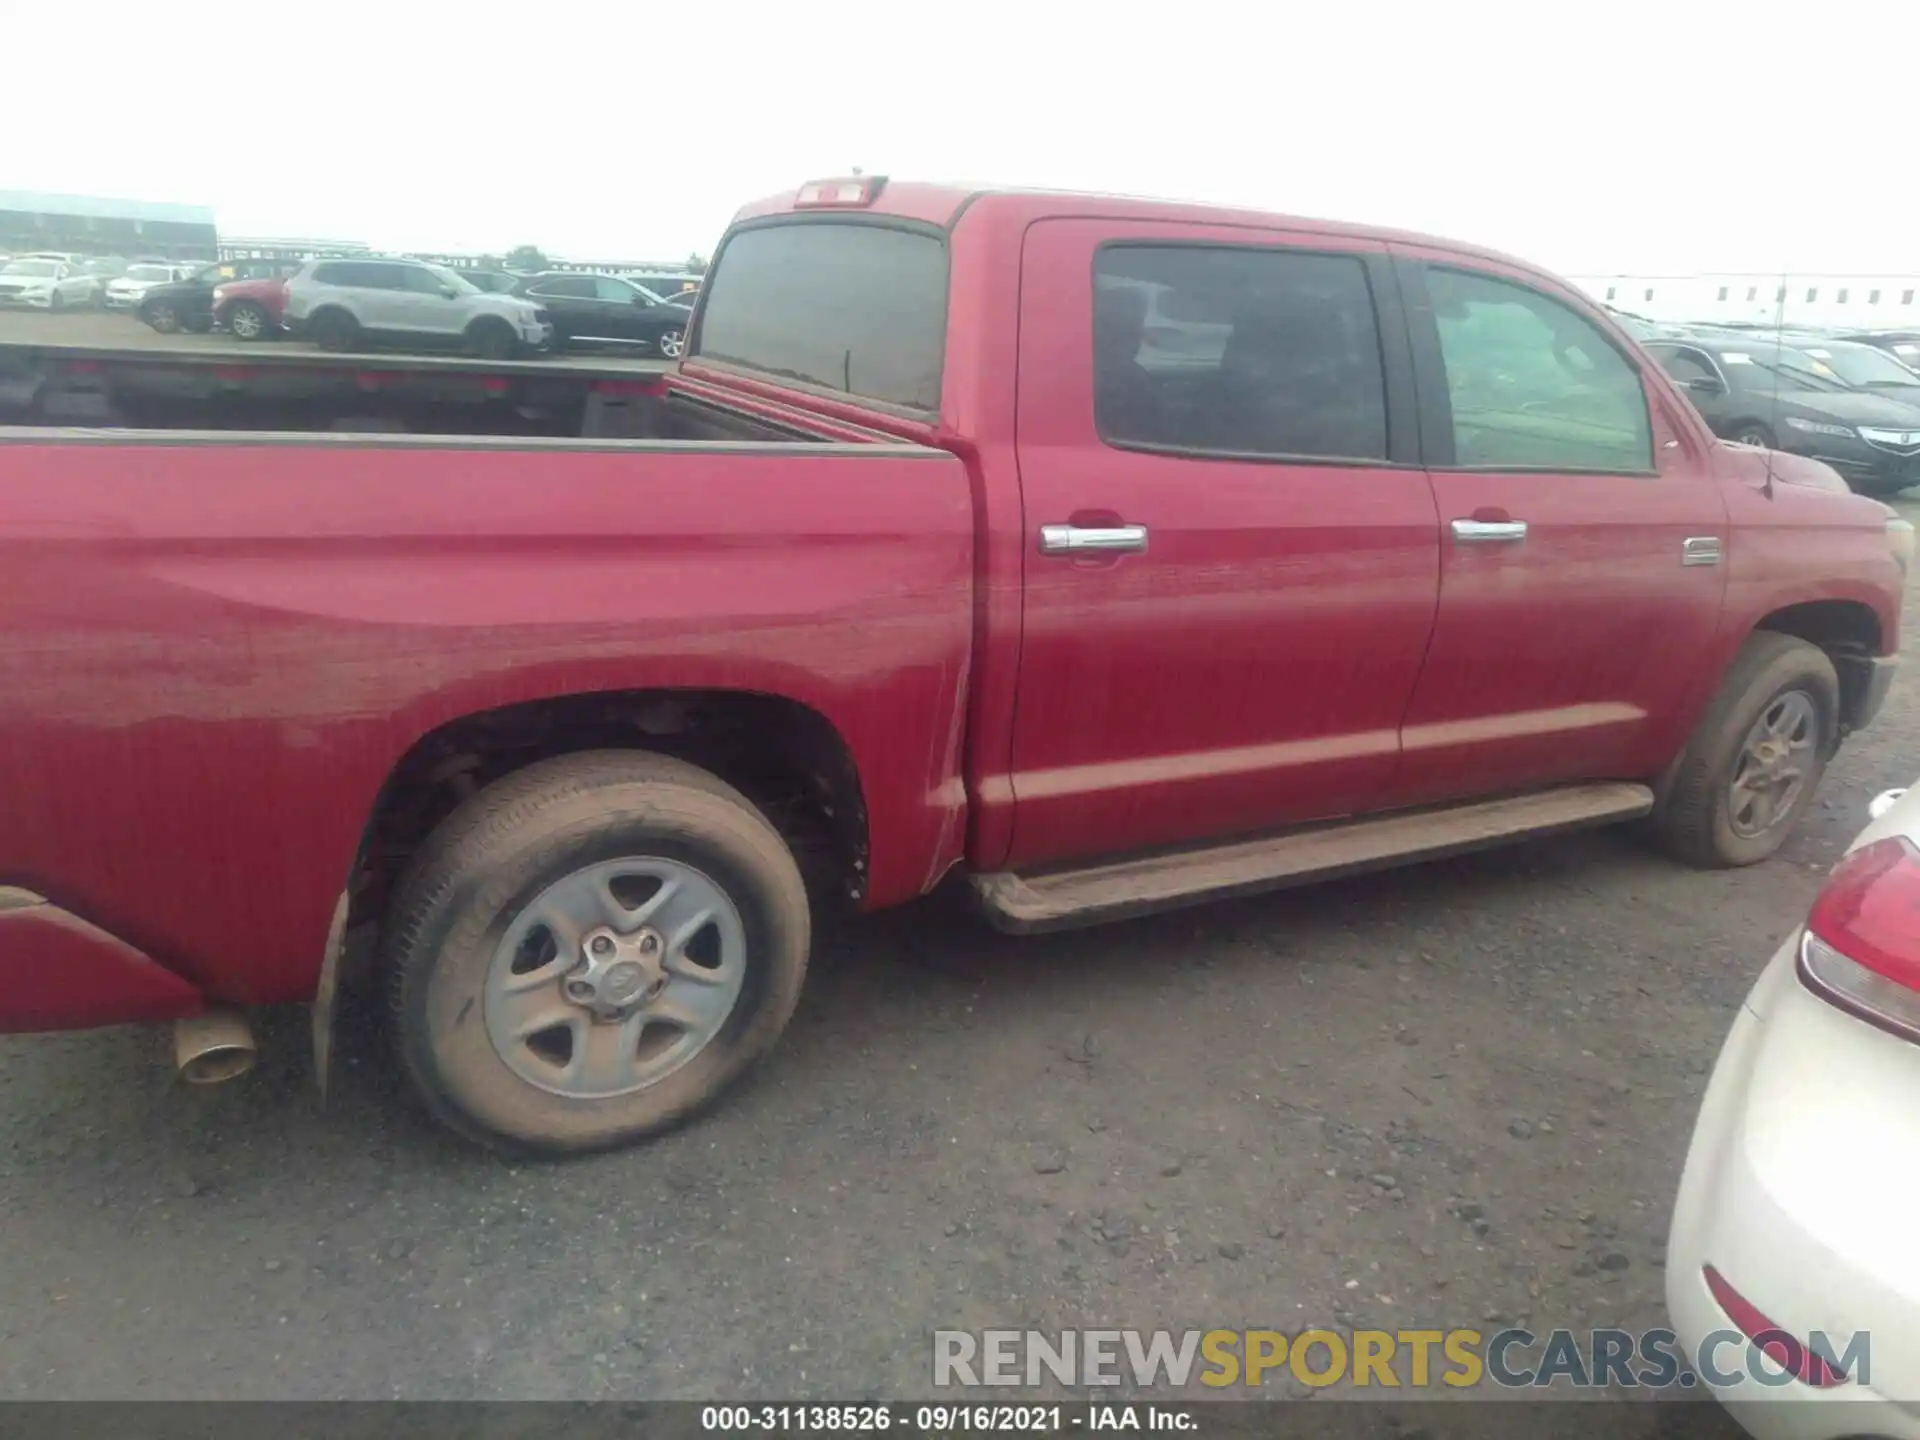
[{"x1": 1799, "y1": 835, "x2": 1920, "y2": 1042}]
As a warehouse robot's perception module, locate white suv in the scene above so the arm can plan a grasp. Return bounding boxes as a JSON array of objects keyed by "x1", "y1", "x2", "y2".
[{"x1": 282, "y1": 258, "x2": 553, "y2": 359}]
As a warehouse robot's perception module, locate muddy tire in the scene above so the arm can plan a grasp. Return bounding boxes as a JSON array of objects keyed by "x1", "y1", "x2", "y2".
[
  {"x1": 1647, "y1": 632, "x2": 1839, "y2": 868},
  {"x1": 385, "y1": 751, "x2": 811, "y2": 1156}
]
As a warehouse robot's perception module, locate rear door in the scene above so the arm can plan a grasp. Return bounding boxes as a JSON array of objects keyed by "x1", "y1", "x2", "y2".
[
  {"x1": 1005, "y1": 218, "x2": 1442, "y2": 869},
  {"x1": 1384, "y1": 250, "x2": 1729, "y2": 806}
]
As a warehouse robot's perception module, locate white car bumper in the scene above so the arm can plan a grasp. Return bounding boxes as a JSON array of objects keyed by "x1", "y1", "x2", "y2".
[
  {"x1": 0, "y1": 291, "x2": 55, "y2": 308},
  {"x1": 1667, "y1": 933, "x2": 1920, "y2": 1439}
]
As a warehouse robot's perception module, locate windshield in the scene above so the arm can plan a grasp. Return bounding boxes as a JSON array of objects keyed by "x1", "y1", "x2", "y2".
[
  {"x1": 1712, "y1": 345, "x2": 1854, "y2": 394},
  {"x1": 428, "y1": 264, "x2": 479, "y2": 295},
  {"x1": 2, "y1": 260, "x2": 60, "y2": 277},
  {"x1": 696, "y1": 220, "x2": 946, "y2": 409},
  {"x1": 125, "y1": 264, "x2": 174, "y2": 282},
  {"x1": 1799, "y1": 344, "x2": 1919, "y2": 386}
]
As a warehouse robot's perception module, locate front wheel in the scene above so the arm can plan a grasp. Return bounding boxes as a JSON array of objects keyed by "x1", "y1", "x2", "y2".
[
  {"x1": 385, "y1": 751, "x2": 811, "y2": 1155},
  {"x1": 1731, "y1": 422, "x2": 1775, "y2": 449},
  {"x1": 656, "y1": 328, "x2": 685, "y2": 359},
  {"x1": 145, "y1": 301, "x2": 181, "y2": 334},
  {"x1": 1646, "y1": 632, "x2": 1839, "y2": 868}
]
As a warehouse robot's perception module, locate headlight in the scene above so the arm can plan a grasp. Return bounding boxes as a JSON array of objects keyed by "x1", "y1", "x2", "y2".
[
  {"x1": 1783, "y1": 417, "x2": 1857, "y2": 439},
  {"x1": 1888, "y1": 516, "x2": 1914, "y2": 582}
]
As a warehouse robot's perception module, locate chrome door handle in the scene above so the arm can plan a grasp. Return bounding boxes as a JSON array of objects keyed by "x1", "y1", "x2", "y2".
[
  {"x1": 1039, "y1": 523, "x2": 1149, "y2": 556},
  {"x1": 1450, "y1": 518, "x2": 1528, "y2": 543}
]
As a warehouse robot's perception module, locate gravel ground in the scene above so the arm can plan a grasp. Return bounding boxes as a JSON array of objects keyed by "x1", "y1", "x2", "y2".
[{"x1": 2, "y1": 501, "x2": 1916, "y2": 1419}]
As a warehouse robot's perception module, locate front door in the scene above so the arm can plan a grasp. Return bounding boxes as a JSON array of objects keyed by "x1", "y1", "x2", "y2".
[
  {"x1": 1384, "y1": 251, "x2": 1729, "y2": 806},
  {"x1": 1004, "y1": 218, "x2": 1442, "y2": 870}
]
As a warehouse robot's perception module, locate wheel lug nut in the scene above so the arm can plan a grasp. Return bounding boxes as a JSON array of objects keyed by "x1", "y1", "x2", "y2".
[{"x1": 590, "y1": 935, "x2": 615, "y2": 957}]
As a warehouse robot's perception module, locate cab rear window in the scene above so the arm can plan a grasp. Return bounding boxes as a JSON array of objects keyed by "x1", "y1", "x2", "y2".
[{"x1": 693, "y1": 220, "x2": 946, "y2": 411}]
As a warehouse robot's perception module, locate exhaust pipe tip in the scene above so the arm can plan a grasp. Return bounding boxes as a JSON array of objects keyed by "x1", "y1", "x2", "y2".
[{"x1": 174, "y1": 1007, "x2": 257, "y2": 1085}]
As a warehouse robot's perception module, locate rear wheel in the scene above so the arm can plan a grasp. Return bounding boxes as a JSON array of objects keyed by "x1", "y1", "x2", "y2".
[
  {"x1": 656, "y1": 328, "x2": 685, "y2": 359},
  {"x1": 309, "y1": 308, "x2": 358, "y2": 352},
  {"x1": 226, "y1": 301, "x2": 271, "y2": 341},
  {"x1": 144, "y1": 301, "x2": 181, "y2": 334},
  {"x1": 385, "y1": 751, "x2": 811, "y2": 1155},
  {"x1": 1731, "y1": 422, "x2": 1775, "y2": 448},
  {"x1": 1647, "y1": 632, "x2": 1839, "y2": 868},
  {"x1": 467, "y1": 318, "x2": 517, "y2": 361}
]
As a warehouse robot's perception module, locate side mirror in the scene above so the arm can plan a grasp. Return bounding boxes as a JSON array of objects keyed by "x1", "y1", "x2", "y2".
[{"x1": 440, "y1": 285, "x2": 459, "y2": 299}]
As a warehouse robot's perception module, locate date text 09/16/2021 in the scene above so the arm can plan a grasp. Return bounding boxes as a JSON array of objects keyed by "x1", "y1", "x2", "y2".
[{"x1": 700, "y1": 1406, "x2": 1194, "y2": 1433}]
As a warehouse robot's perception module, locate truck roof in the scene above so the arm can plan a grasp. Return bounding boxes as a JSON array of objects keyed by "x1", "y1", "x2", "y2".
[{"x1": 730, "y1": 179, "x2": 1566, "y2": 290}]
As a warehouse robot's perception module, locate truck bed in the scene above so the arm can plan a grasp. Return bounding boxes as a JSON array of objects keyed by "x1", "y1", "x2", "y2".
[
  {"x1": 0, "y1": 407, "x2": 977, "y2": 1009},
  {"x1": 0, "y1": 337, "x2": 780, "y2": 442}
]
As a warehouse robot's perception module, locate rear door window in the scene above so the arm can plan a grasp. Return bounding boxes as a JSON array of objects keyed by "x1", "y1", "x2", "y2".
[{"x1": 1092, "y1": 244, "x2": 1390, "y2": 461}]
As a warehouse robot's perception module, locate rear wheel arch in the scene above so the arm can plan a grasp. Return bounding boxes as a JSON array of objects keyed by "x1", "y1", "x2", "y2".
[{"x1": 346, "y1": 688, "x2": 872, "y2": 948}]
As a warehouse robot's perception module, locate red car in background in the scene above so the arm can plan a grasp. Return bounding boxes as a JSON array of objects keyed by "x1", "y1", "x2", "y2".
[{"x1": 211, "y1": 276, "x2": 288, "y2": 341}]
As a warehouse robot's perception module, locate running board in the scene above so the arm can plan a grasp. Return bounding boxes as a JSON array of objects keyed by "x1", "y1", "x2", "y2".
[{"x1": 971, "y1": 783, "x2": 1655, "y2": 934}]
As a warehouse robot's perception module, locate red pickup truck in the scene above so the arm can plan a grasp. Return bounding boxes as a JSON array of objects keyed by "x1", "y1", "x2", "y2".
[{"x1": 0, "y1": 177, "x2": 1907, "y2": 1154}]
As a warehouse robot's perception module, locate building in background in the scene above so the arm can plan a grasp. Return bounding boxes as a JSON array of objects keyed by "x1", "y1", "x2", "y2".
[
  {"x1": 1568, "y1": 273, "x2": 1920, "y2": 331},
  {"x1": 0, "y1": 191, "x2": 217, "y2": 261},
  {"x1": 218, "y1": 236, "x2": 373, "y2": 264}
]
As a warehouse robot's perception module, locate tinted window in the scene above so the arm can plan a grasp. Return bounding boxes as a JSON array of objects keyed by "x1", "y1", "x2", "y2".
[
  {"x1": 1428, "y1": 267, "x2": 1653, "y2": 472},
  {"x1": 697, "y1": 221, "x2": 945, "y2": 409},
  {"x1": 399, "y1": 266, "x2": 449, "y2": 294},
  {"x1": 532, "y1": 274, "x2": 594, "y2": 299},
  {"x1": 1092, "y1": 245, "x2": 1388, "y2": 461},
  {"x1": 593, "y1": 276, "x2": 635, "y2": 302},
  {"x1": 311, "y1": 262, "x2": 361, "y2": 286}
]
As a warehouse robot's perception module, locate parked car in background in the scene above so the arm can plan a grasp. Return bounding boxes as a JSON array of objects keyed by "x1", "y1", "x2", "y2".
[
  {"x1": 514, "y1": 271, "x2": 691, "y2": 355},
  {"x1": 1847, "y1": 330, "x2": 1920, "y2": 374},
  {"x1": 1790, "y1": 336, "x2": 1920, "y2": 410},
  {"x1": 105, "y1": 261, "x2": 196, "y2": 311},
  {"x1": 137, "y1": 258, "x2": 303, "y2": 334},
  {"x1": 1644, "y1": 335, "x2": 1920, "y2": 496},
  {"x1": 0, "y1": 255, "x2": 103, "y2": 310},
  {"x1": 282, "y1": 258, "x2": 553, "y2": 358},
  {"x1": 1668, "y1": 780, "x2": 1920, "y2": 1437},
  {"x1": 459, "y1": 270, "x2": 521, "y2": 294},
  {"x1": 211, "y1": 276, "x2": 289, "y2": 340}
]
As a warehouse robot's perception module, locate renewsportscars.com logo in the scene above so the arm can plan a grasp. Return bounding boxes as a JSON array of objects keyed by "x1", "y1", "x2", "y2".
[{"x1": 933, "y1": 1327, "x2": 1870, "y2": 1391}]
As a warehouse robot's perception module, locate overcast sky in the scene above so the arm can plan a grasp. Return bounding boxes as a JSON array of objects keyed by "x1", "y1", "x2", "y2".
[{"x1": 10, "y1": 0, "x2": 1912, "y2": 275}]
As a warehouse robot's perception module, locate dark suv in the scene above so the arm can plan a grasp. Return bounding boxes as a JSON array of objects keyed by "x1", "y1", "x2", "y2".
[{"x1": 136, "y1": 259, "x2": 303, "y2": 335}]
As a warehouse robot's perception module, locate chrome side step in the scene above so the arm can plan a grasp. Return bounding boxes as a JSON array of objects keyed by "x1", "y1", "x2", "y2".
[{"x1": 972, "y1": 782, "x2": 1655, "y2": 934}]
